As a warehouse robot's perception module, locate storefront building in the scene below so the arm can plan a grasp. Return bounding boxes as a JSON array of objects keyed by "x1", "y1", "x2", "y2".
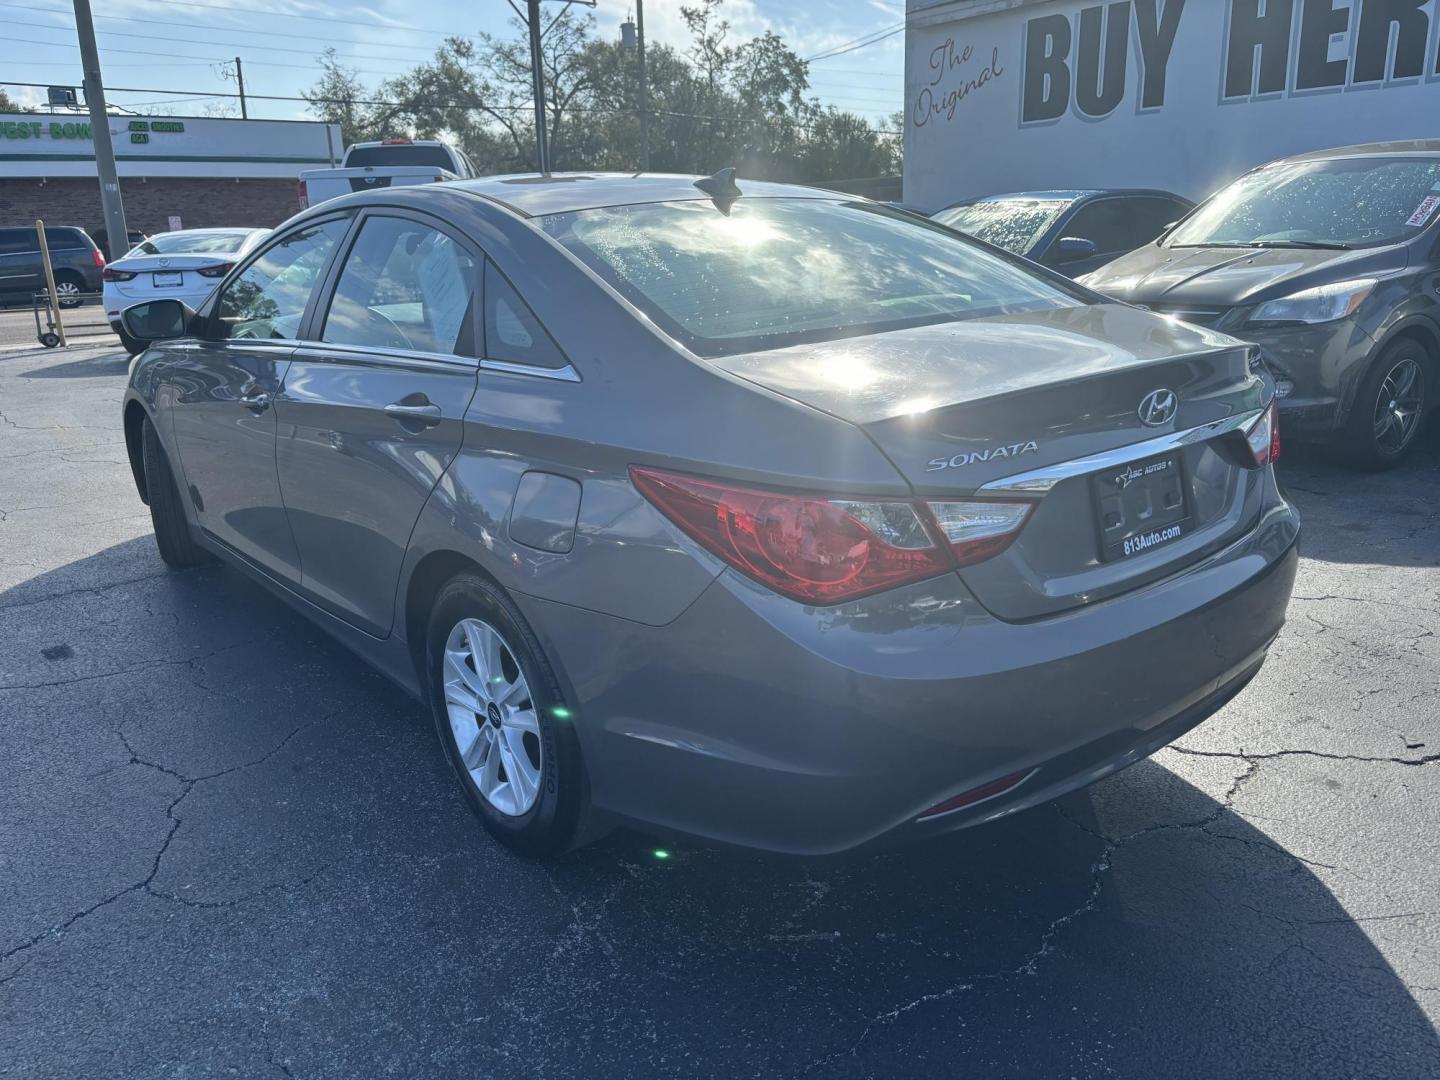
[
  {"x1": 0, "y1": 112, "x2": 341, "y2": 251},
  {"x1": 904, "y1": 0, "x2": 1440, "y2": 209}
]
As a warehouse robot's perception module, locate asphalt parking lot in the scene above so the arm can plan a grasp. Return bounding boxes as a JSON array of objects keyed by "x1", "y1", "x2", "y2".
[{"x1": 1, "y1": 343, "x2": 1437, "y2": 1078}]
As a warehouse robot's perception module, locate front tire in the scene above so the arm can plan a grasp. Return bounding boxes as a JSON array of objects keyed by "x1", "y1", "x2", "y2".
[
  {"x1": 140, "y1": 416, "x2": 212, "y2": 568},
  {"x1": 425, "y1": 573, "x2": 590, "y2": 857},
  {"x1": 1342, "y1": 339, "x2": 1431, "y2": 470}
]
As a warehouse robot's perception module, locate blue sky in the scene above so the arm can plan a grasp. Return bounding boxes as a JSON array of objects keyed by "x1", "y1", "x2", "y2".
[{"x1": 0, "y1": 0, "x2": 905, "y2": 127}]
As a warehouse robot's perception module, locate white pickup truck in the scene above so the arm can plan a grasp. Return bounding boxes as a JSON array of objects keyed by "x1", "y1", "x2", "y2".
[{"x1": 297, "y1": 139, "x2": 478, "y2": 209}]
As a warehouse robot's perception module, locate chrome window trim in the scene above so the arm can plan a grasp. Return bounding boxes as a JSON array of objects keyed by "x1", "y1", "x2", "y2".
[
  {"x1": 978, "y1": 409, "x2": 1263, "y2": 495},
  {"x1": 479, "y1": 357, "x2": 582, "y2": 383},
  {"x1": 291, "y1": 340, "x2": 480, "y2": 371}
]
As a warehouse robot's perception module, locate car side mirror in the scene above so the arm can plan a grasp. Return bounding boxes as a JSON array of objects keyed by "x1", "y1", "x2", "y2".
[
  {"x1": 121, "y1": 298, "x2": 195, "y2": 342},
  {"x1": 1053, "y1": 236, "x2": 1098, "y2": 264}
]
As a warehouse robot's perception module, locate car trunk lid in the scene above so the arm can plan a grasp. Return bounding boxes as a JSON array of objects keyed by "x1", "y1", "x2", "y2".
[{"x1": 713, "y1": 303, "x2": 1269, "y2": 619}]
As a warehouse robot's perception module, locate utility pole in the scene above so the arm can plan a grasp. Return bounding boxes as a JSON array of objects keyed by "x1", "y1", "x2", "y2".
[
  {"x1": 233, "y1": 57, "x2": 248, "y2": 119},
  {"x1": 526, "y1": 0, "x2": 549, "y2": 174},
  {"x1": 72, "y1": 0, "x2": 128, "y2": 262},
  {"x1": 620, "y1": 6, "x2": 649, "y2": 170},
  {"x1": 636, "y1": 0, "x2": 649, "y2": 171}
]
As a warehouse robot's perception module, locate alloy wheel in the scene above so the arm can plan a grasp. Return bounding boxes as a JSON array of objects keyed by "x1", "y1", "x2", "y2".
[
  {"x1": 442, "y1": 617, "x2": 543, "y2": 817},
  {"x1": 52, "y1": 280, "x2": 81, "y2": 307},
  {"x1": 1372, "y1": 357, "x2": 1425, "y2": 456}
]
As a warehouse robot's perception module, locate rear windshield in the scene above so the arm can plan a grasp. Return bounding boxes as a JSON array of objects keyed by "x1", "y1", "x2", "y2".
[
  {"x1": 1168, "y1": 156, "x2": 1440, "y2": 250},
  {"x1": 540, "y1": 198, "x2": 1081, "y2": 356},
  {"x1": 933, "y1": 198, "x2": 1071, "y2": 254},
  {"x1": 129, "y1": 231, "x2": 256, "y2": 256},
  {"x1": 345, "y1": 144, "x2": 454, "y2": 169}
]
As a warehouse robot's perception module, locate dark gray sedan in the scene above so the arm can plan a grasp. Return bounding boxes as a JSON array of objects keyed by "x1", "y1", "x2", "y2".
[
  {"x1": 1081, "y1": 140, "x2": 1440, "y2": 468},
  {"x1": 118, "y1": 173, "x2": 1298, "y2": 857},
  {"x1": 933, "y1": 189, "x2": 1194, "y2": 277}
]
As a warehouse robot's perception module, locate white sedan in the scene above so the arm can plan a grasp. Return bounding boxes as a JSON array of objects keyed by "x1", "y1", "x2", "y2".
[{"x1": 105, "y1": 227, "x2": 269, "y2": 353}]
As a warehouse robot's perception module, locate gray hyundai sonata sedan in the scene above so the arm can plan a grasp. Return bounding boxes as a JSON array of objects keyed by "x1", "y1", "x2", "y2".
[{"x1": 119, "y1": 172, "x2": 1299, "y2": 857}]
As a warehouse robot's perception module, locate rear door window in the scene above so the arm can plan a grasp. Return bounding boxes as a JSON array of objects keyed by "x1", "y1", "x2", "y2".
[
  {"x1": 321, "y1": 215, "x2": 478, "y2": 355},
  {"x1": 43, "y1": 228, "x2": 87, "y2": 251},
  {"x1": 0, "y1": 229, "x2": 31, "y2": 255},
  {"x1": 215, "y1": 218, "x2": 349, "y2": 340}
]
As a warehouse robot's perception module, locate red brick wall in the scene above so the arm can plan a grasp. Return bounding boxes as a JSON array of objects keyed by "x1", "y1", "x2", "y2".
[{"x1": 0, "y1": 176, "x2": 303, "y2": 253}]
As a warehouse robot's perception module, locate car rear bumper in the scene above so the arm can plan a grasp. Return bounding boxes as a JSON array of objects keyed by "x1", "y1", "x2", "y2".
[{"x1": 524, "y1": 495, "x2": 1301, "y2": 855}]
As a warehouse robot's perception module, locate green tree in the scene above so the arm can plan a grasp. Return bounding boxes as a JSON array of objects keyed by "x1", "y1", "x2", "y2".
[
  {"x1": 0, "y1": 87, "x2": 22, "y2": 112},
  {"x1": 301, "y1": 0, "x2": 903, "y2": 184},
  {"x1": 302, "y1": 48, "x2": 384, "y2": 147}
]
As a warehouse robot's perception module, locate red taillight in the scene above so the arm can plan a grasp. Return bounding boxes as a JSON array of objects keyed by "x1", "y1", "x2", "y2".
[
  {"x1": 197, "y1": 263, "x2": 233, "y2": 279},
  {"x1": 382, "y1": 137, "x2": 412, "y2": 144},
  {"x1": 101, "y1": 267, "x2": 135, "y2": 282},
  {"x1": 1245, "y1": 402, "x2": 1280, "y2": 467},
  {"x1": 630, "y1": 467, "x2": 1033, "y2": 605},
  {"x1": 92, "y1": 248, "x2": 105, "y2": 268},
  {"x1": 297, "y1": 179, "x2": 308, "y2": 208}
]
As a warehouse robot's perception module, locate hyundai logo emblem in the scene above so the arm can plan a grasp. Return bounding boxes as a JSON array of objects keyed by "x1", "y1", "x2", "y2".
[{"x1": 1138, "y1": 388, "x2": 1178, "y2": 427}]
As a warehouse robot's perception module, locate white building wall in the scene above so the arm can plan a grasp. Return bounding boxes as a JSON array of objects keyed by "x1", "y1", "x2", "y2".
[{"x1": 904, "y1": 0, "x2": 1440, "y2": 209}]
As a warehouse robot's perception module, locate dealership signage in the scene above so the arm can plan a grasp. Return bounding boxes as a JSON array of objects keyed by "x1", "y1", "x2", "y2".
[
  {"x1": 0, "y1": 113, "x2": 340, "y2": 180},
  {"x1": 904, "y1": 0, "x2": 1440, "y2": 207}
]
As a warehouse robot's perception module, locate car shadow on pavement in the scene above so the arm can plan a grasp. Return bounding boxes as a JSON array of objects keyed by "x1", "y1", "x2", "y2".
[
  {"x1": 1275, "y1": 423, "x2": 1440, "y2": 568},
  {"x1": 2, "y1": 537, "x2": 1436, "y2": 1078},
  {"x1": 15, "y1": 347, "x2": 129, "y2": 380}
]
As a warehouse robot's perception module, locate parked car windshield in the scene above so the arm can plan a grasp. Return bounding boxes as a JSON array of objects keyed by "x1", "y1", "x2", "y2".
[
  {"x1": 932, "y1": 198, "x2": 1071, "y2": 254},
  {"x1": 345, "y1": 144, "x2": 454, "y2": 169},
  {"x1": 129, "y1": 230, "x2": 256, "y2": 256},
  {"x1": 1167, "y1": 156, "x2": 1440, "y2": 250},
  {"x1": 541, "y1": 198, "x2": 1081, "y2": 356}
]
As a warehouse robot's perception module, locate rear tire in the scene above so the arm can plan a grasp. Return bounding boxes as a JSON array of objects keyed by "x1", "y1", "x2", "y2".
[
  {"x1": 117, "y1": 326, "x2": 146, "y2": 356},
  {"x1": 51, "y1": 273, "x2": 84, "y2": 309},
  {"x1": 425, "y1": 572, "x2": 592, "y2": 857},
  {"x1": 1342, "y1": 339, "x2": 1431, "y2": 470},
  {"x1": 140, "y1": 416, "x2": 212, "y2": 568}
]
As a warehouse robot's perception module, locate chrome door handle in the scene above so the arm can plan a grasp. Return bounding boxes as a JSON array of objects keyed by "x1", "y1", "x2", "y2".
[
  {"x1": 384, "y1": 401, "x2": 442, "y2": 425},
  {"x1": 240, "y1": 389, "x2": 272, "y2": 413}
]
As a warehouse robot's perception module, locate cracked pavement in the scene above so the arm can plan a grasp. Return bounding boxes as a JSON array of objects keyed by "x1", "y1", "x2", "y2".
[{"x1": 1, "y1": 344, "x2": 1437, "y2": 1078}]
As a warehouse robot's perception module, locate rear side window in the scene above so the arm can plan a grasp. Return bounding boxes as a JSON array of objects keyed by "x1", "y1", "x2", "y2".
[
  {"x1": 43, "y1": 228, "x2": 87, "y2": 251},
  {"x1": 216, "y1": 218, "x2": 349, "y2": 340},
  {"x1": 322, "y1": 216, "x2": 477, "y2": 355},
  {"x1": 483, "y1": 261, "x2": 569, "y2": 369},
  {"x1": 344, "y1": 144, "x2": 455, "y2": 170}
]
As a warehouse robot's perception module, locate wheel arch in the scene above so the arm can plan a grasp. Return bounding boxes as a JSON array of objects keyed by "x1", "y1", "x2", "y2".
[
  {"x1": 1337, "y1": 317, "x2": 1440, "y2": 426},
  {"x1": 403, "y1": 549, "x2": 497, "y2": 685},
  {"x1": 123, "y1": 397, "x2": 149, "y2": 504}
]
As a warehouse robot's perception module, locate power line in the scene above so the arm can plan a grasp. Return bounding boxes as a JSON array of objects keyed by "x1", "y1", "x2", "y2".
[
  {"x1": 0, "y1": 15, "x2": 438, "y2": 65},
  {"x1": 0, "y1": 78, "x2": 902, "y2": 135},
  {"x1": 118, "y1": 0, "x2": 464, "y2": 39},
  {"x1": 3, "y1": 34, "x2": 415, "y2": 79},
  {"x1": 0, "y1": 2, "x2": 445, "y2": 56},
  {"x1": 806, "y1": 26, "x2": 905, "y2": 63},
  {"x1": 803, "y1": 21, "x2": 903, "y2": 62}
]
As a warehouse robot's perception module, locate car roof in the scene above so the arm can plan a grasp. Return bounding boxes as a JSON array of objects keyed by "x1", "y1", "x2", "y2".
[
  {"x1": 953, "y1": 188, "x2": 1190, "y2": 206},
  {"x1": 1268, "y1": 139, "x2": 1440, "y2": 164},
  {"x1": 453, "y1": 172, "x2": 843, "y2": 217}
]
